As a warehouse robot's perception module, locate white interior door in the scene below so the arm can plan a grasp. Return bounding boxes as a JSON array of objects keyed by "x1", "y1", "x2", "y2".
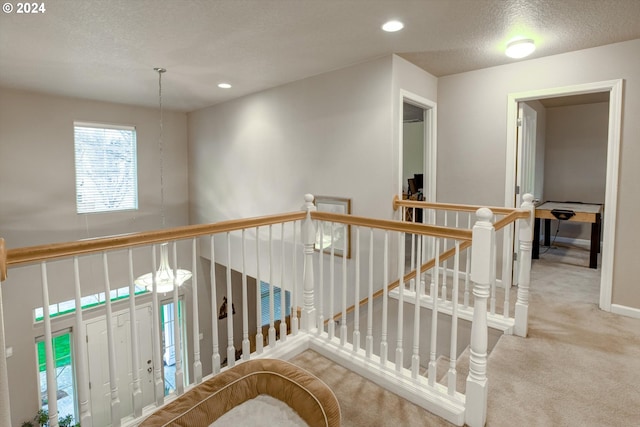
[
  {"x1": 513, "y1": 102, "x2": 538, "y2": 285},
  {"x1": 516, "y1": 102, "x2": 538, "y2": 204},
  {"x1": 86, "y1": 305, "x2": 154, "y2": 426}
]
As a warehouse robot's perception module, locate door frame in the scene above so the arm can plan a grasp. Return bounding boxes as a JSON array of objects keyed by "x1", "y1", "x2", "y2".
[
  {"x1": 399, "y1": 89, "x2": 437, "y2": 204},
  {"x1": 503, "y1": 79, "x2": 623, "y2": 311}
]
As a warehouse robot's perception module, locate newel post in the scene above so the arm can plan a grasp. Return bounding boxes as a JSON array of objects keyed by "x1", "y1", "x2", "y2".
[
  {"x1": 301, "y1": 194, "x2": 317, "y2": 331},
  {"x1": 515, "y1": 194, "x2": 535, "y2": 337},
  {"x1": 466, "y1": 208, "x2": 494, "y2": 427}
]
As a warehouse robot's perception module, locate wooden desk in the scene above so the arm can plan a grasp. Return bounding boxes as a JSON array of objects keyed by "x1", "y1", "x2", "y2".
[{"x1": 532, "y1": 201, "x2": 603, "y2": 269}]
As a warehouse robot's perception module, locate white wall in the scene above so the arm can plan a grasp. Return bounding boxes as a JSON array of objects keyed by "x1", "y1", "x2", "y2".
[
  {"x1": 188, "y1": 56, "x2": 396, "y2": 225},
  {"x1": 188, "y1": 54, "x2": 438, "y2": 336},
  {"x1": 0, "y1": 87, "x2": 189, "y2": 424},
  {"x1": 544, "y1": 102, "x2": 608, "y2": 242},
  {"x1": 0, "y1": 88, "x2": 189, "y2": 245},
  {"x1": 437, "y1": 39, "x2": 640, "y2": 309}
]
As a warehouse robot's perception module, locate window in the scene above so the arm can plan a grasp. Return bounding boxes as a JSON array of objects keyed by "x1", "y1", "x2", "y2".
[
  {"x1": 33, "y1": 284, "x2": 148, "y2": 323},
  {"x1": 37, "y1": 332, "x2": 77, "y2": 423},
  {"x1": 161, "y1": 300, "x2": 188, "y2": 396},
  {"x1": 260, "y1": 281, "x2": 290, "y2": 326},
  {"x1": 74, "y1": 122, "x2": 138, "y2": 214}
]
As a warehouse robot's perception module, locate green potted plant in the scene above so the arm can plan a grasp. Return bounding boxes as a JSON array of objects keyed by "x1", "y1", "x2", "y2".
[{"x1": 21, "y1": 409, "x2": 79, "y2": 427}]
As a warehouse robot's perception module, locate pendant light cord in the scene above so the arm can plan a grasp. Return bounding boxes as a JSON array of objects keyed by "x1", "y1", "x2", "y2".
[{"x1": 155, "y1": 67, "x2": 166, "y2": 228}]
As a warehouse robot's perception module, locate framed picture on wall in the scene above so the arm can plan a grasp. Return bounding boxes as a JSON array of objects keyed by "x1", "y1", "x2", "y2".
[{"x1": 314, "y1": 196, "x2": 351, "y2": 258}]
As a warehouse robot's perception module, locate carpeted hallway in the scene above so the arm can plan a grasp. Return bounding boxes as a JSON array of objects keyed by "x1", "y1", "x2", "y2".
[{"x1": 290, "y1": 244, "x2": 640, "y2": 426}]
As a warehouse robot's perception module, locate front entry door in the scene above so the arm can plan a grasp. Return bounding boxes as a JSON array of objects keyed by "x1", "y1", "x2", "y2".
[{"x1": 86, "y1": 304, "x2": 154, "y2": 426}]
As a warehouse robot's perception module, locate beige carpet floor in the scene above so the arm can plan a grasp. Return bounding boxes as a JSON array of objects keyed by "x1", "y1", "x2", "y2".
[{"x1": 290, "y1": 243, "x2": 640, "y2": 426}]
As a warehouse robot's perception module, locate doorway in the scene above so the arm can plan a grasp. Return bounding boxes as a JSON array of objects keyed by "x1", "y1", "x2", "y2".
[
  {"x1": 400, "y1": 90, "x2": 436, "y2": 206},
  {"x1": 400, "y1": 90, "x2": 437, "y2": 265},
  {"x1": 85, "y1": 304, "x2": 155, "y2": 426},
  {"x1": 504, "y1": 79, "x2": 623, "y2": 311}
]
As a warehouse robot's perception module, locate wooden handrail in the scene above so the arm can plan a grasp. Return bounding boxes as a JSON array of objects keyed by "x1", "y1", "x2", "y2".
[
  {"x1": 493, "y1": 209, "x2": 530, "y2": 231},
  {"x1": 310, "y1": 211, "x2": 472, "y2": 241},
  {"x1": 3, "y1": 206, "x2": 481, "y2": 275},
  {"x1": 4, "y1": 211, "x2": 306, "y2": 270},
  {"x1": 332, "y1": 240, "x2": 472, "y2": 322},
  {"x1": 393, "y1": 194, "x2": 529, "y2": 217}
]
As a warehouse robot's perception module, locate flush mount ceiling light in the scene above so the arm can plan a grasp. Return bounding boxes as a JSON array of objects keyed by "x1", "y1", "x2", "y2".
[
  {"x1": 505, "y1": 38, "x2": 536, "y2": 59},
  {"x1": 382, "y1": 20, "x2": 404, "y2": 32},
  {"x1": 218, "y1": 83, "x2": 232, "y2": 89}
]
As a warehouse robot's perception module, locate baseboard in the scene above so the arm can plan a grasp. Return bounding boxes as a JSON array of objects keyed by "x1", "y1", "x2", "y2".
[
  {"x1": 539, "y1": 235, "x2": 595, "y2": 250},
  {"x1": 610, "y1": 304, "x2": 640, "y2": 320}
]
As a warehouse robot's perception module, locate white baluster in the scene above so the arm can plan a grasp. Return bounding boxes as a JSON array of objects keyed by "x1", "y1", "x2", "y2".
[
  {"x1": 340, "y1": 222, "x2": 348, "y2": 347},
  {"x1": 73, "y1": 257, "x2": 92, "y2": 426},
  {"x1": 191, "y1": 239, "x2": 202, "y2": 382},
  {"x1": 242, "y1": 230, "x2": 251, "y2": 357},
  {"x1": 365, "y1": 228, "x2": 374, "y2": 358},
  {"x1": 226, "y1": 233, "x2": 236, "y2": 366},
  {"x1": 353, "y1": 227, "x2": 361, "y2": 352},
  {"x1": 328, "y1": 223, "x2": 336, "y2": 340},
  {"x1": 379, "y1": 231, "x2": 389, "y2": 366},
  {"x1": 411, "y1": 236, "x2": 422, "y2": 379},
  {"x1": 0, "y1": 283, "x2": 9, "y2": 427},
  {"x1": 448, "y1": 243, "x2": 461, "y2": 395},
  {"x1": 442, "y1": 213, "x2": 448, "y2": 300},
  {"x1": 503, "y1": 222, "x2": 511, "y2": 319},
  {"x1": 268, "y1": 226, "x2": 276, "y2": 347},
  {"x1": 41, "y1": 262, "x2": 59, "y2": 427},
  {"x1": 464, "y1": 214, "x2": 472, "y2": 308},
  {"x1": 127, "y1": 249, "x2": 142, "y2": 416},
  {"x1": 395, "y1": 230, "x2": 405, "y2": 372},
  {"x1": 428, "y1": 241, "x2": 440, "y2": 387},
  {"x1": 490, "y1": 215, "x2": 497, "y2": 316},
  {"x1": 316, "y1": 221, "x2": 324, "y2": 335},
  {"x1": 151, "y1": 246, "x2": 165, "y2": 404},
  {"x1": 210, "y1": 237, "x2": 221, "y2": 373},
  {"x1": 419, "y1": 234, "x2": 427, "y2": 294},
  {"x1": 515, "y1": 194, "x2": 535, "y2": 337},
  {"x1": 0, "y1": 238, "x2": 8, "y2": 426},
  {"x1": 255, "y1": 227, "x2": 264, "y2": 353},
  {"x1": 172, "y1": 243, "x2": 184, "y2": 395},
  {"x1": 102, "y1": 253, "x2": 121, "y2": 426},
  {"x1": 409, "y1": 231, "x2": 416, "y2": 292},
  {"x1": 465, "y1": 208, "x2": 494, "y2": 427},
  {"x1": 0, "y1": 239, "x2": 8, "y2": 425},
  {"x1": 301, "y1": 194, "x2": 317, "y2": 331},
  {"x1": 280, "y1": 225, "x2": 287, "y2": 343},
  {"x1": 291, "y1": 222, "x2": 299, "y2": 336}
]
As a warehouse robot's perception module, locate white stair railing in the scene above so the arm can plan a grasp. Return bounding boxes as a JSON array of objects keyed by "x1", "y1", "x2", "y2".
[
  {"x1": 395, "y1": 195, "x2": 534, "y2": 337},
  {"x1": 0, "y1": 193, "x2": 533, "y2": 427}
]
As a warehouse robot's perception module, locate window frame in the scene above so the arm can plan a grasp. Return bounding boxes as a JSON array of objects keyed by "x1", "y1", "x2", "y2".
[{"x1": 74, "y1": 121, "x2": 139, "y2": 214}]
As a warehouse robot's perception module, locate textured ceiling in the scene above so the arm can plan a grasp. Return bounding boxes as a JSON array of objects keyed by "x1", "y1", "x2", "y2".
[{"x1": 0, "y1": 0, "x2": 638, "y2": 112}]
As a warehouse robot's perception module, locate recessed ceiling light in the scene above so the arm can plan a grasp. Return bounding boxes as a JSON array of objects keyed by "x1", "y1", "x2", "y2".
[
  {"x1": 382, "y1": 20, "x2": 404, "y2": 32},
  {"x1": 218, "y1": 83, "x2": 232, "y2": 89},
  {"x1": 505, "y1": 39, "x2": 536, "y2": 59}
]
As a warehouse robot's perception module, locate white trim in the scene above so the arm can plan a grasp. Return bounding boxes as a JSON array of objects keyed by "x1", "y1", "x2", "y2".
[
  {"x1": 388, "y1": 288, "x2": 515, "y2": 334},
  {"x1": 399, "y1": 90, "x2": 437, "y2": 205},
  {"x1": 504, "y1": 79, "x2": 623, "y2": 313},
  {"x1": 74, "y1": 121, "x2": 136, "y2": 131},
  {"x1": 610, "y1": 304, "x2": 640, "y2": 320},
  {"x1": 308, "y1": 335, "x2": 466, "y2": 426}
]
